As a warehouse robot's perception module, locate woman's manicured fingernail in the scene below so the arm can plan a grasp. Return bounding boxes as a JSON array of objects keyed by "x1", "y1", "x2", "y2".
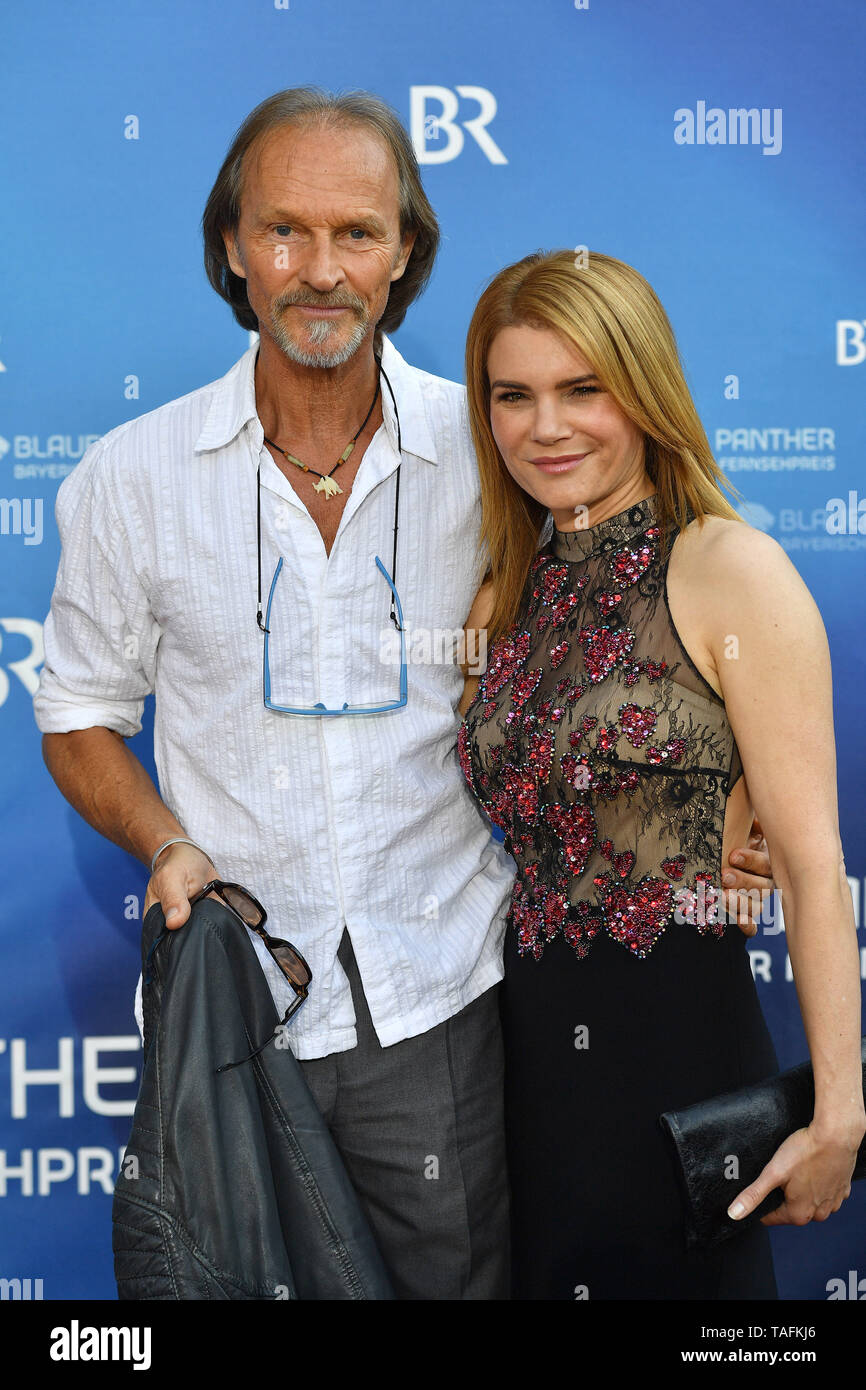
[
  {"x1": 727, "y1": 1201, "x2": 745, "y2": 1219},
  {"x1": 730, "y1": 852, "x2": 744, "y2": 864},
  {"x1": 722, "y1": 872, "x2": 736, "y2": 886}
]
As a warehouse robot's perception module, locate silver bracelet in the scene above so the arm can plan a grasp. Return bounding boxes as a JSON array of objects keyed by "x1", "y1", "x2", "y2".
[{"x1": 150, "y1": 837, "x2": 214, "y2": 875}]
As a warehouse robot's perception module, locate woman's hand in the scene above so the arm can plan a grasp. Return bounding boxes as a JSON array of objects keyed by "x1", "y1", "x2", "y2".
[{"x1": 727, "y1": 1121, "x2": 864, "y2": 1226}]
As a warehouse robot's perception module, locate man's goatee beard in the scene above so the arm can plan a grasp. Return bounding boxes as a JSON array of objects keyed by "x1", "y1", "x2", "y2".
[{"x1": 270, "y1": 305, "x2": 370, "y2": 368}]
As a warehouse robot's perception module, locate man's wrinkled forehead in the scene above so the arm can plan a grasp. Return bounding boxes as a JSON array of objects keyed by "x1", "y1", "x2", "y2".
[{"x1": 237, "y1": 119, "x2": 400, "y2": 219}]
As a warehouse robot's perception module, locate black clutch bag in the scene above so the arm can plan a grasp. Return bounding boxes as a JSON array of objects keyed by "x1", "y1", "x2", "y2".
[{"x1": 659, "y1": 1037, "x2": 866, "y2": 1249}]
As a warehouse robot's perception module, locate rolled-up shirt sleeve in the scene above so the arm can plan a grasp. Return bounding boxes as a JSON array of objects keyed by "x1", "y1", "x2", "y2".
[{"x1": 32, "y1": 440, "x2": 161, "y2": 737}]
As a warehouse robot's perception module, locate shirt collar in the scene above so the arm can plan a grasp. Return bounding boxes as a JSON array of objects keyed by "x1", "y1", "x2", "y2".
[{"x1": 194, "y1": 331, "x2": 438, "y2": 464}]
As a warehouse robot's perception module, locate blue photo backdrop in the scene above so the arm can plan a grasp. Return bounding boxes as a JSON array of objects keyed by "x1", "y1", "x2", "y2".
[{"x1": 1, "y1": 0, "x2": 864, "y2": 1299}]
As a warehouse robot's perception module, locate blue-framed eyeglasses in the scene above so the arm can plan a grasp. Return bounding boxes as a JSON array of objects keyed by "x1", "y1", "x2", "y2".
[
  {"x1": 262, "y1": 552, "x2": 407, "y2": 715},
  {"x1": 255, "y1": 352, "x2": 408, "y2": 717}
]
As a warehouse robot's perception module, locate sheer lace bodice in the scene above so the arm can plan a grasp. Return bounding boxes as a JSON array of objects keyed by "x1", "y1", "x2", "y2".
[{"x1": 458, "y1": 493, "x2": 744, "y2": 962}]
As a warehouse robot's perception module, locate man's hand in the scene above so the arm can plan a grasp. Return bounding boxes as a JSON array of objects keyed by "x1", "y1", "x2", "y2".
[
  {"x1": 143, "y1": 843, "x2": 218, "y2": 930},
  {"x1": 722, "y1": 815, "x2": 775, "y2": 937}
]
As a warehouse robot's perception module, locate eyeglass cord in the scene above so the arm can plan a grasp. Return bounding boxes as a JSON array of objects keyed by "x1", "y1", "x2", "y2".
[{"x1": 256, "y1": 350, "x2": 402, "y2": 633}]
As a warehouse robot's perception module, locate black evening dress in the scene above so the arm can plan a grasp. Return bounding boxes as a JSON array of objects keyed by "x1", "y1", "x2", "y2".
[{"x1": 458, "y1": 494, "x2": 779, "y2": 1300}]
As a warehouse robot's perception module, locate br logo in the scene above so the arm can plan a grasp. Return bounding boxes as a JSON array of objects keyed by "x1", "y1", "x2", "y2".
[
  {"x1": 836, "y1": 320, "x2": 866, "y2": 366},
  {"x1": 0, "y1": 620, "x2": 43, "y2": 704},
  {"x1": 410, "y1": 86, "x2": 507, "y2": 165}
]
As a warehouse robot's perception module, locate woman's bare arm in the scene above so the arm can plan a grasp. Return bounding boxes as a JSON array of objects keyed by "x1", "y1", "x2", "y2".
[
  {"x1": 457, "y1": 578, "x2": 495, "y2": 717},
  {"x1": 687, "y1": 520, "x2": 864, "y2": 1222}
]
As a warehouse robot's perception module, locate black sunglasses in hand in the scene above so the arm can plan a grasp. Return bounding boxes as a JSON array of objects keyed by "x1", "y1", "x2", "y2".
[{"x1": 187, "y1": 880, "x2": 312, "y2": 1073}]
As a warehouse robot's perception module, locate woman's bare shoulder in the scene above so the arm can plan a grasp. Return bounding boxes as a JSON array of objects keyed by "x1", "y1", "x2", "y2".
[
  {"x1": 670, "y1": 512, "x2": 822, "y2": 629},
  {"x1": 671, "y1": 512, "x2": 791, "y2": 579}
]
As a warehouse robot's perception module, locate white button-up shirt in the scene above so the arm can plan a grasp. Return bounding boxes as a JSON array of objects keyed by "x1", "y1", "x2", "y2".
[{"x1": 33, "y1": 334, "x2": 516, "y2": 1059}]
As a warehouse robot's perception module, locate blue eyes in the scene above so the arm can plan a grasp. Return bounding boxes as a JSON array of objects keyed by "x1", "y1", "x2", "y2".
[
  {"x1": 495, "y1": 386, "x2": 600, "y2": 404},
  {"x1": 272, "y1": 226, "x2": 368, "y2": 239}
]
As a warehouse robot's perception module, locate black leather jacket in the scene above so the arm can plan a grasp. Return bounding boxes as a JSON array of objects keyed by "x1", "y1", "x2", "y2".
[{"x1": 113, "y1": 899, "x2": 393, "y2": 1300}]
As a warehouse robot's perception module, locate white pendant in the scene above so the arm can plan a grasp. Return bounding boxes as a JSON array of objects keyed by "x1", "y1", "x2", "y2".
[{"x1": 314, "y1": 475, "x2": 342, "y2": 498}]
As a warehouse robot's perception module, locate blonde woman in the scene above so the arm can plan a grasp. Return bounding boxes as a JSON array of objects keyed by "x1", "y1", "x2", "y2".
[{"x1": 457, "y1": 250, "x2": 864, "y2": 1299}]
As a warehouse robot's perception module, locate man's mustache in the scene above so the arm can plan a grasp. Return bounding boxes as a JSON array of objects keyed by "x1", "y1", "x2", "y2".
[{"x1": 275, "y1": 294, "x2": 364, "y2": 313}]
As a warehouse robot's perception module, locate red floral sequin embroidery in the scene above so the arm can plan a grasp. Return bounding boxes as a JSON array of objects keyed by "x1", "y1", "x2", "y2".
[
  {"x1": 602, "y1": 876, "x2": 674, "y2": 957},
  {"x1": 459, "y1": 497, "x2": 736, "y2": 965},
  {"x1": 483, "y1": 629, "x2": 531, "y2": 699},
  {"x1": 578, "y1": 626, "x2": 636, "y2": 683}
]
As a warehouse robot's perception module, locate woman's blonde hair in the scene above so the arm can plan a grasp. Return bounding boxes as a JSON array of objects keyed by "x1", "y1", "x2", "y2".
[{"x1": 464, "y1": 249, "x2": 744, "y2": 644}]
